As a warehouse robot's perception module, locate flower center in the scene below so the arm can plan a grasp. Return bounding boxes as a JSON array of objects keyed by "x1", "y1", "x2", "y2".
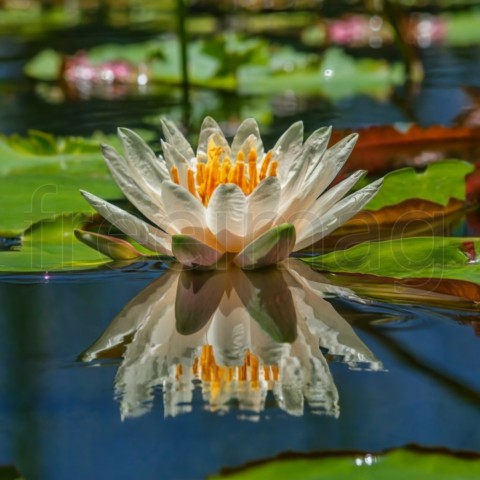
[
  {"x1": 171, "y1": 138, "x2": 278, "y2": 206},
  {"x1": 175, "y1": 345, "x2": 279, "y2": 400}
]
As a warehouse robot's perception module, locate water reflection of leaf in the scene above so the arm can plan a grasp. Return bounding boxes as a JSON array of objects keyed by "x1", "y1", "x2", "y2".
[{"x1": 82, "y1": 259, "x2": 381, "y2": 420}]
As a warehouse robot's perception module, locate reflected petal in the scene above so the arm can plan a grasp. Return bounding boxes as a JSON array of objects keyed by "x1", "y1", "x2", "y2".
[
  {"x1": 81, "y1": 270, "x2": 179, "y2": 361},
  {"x1": 172, "y1": 234, "x2": 224, "y2": 268},
  {"x1": 235, "y1": 266, "x2": 297, "y2": 343},
  {"x1": 208, "y1": 288, "x2": 251, "y2": 366},
  {"x1": 175, "y1": 269, "x2": 226, "y2": 335}
]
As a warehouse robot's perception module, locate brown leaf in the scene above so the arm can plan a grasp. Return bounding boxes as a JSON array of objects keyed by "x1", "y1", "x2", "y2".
[
  {"x1": 330, "y1": 124, "x2": 480, "y2": 173},
  {"x1": 306, "y1": 198, "x2": 466, "y2": 252}
]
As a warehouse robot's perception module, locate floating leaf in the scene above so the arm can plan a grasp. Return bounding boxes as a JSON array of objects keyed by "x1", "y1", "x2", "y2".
[
  {"x1": 307, "y1": 237, "x2": 480, "y2": 285},
  {"x1": 365, "y1": 160, "x2": 474, "y2": 210},
  {"x1": 0, "y1": 130, "x2": 120, "y2": 175},
  {"x1": 0, "y1": 214, "x2": 111, "y2": 272},
  {"x1": 0, "y1": 173, "x2": 121, "y2": 237},
  {"x1": 0, "y1": 131, "x2": 124, "y2": 236},
  {"x1": 211, "y1": 447, "x2": 480, "y2": 480}
]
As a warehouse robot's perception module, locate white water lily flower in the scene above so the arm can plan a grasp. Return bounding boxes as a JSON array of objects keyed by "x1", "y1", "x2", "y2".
[
  {"x1": 82, "y1": 260, "x2": 382, "y2": 420},
  {"x1": 81, "y1": 117, "x2": 383, "y2": 268}
]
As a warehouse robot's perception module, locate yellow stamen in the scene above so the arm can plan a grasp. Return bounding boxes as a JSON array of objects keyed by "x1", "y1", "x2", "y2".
[
  {"x1": 193, "y1": 140, "x2": 277, "y2": 205},
  {"x1": 187, "y1": 168, "x2": 196, "y2": 196},
  {"x1": 259, "y1": 151, "x2": 272, "y2": 180},
  {"x1": 220, "y1": 158, "x2": 231, "y2": 183},
  {"x1": 196, "y1": 163, "x2": 205, "y2": 186},
  {"x1": 268, "y1": 160, "x2": 278, "y2": 177},
  {"x1": 248, "y1": 148, "x2": 258, "y2": 191},
  {"x1": 171, "y1": 166, "x2": 180, "y2": 184},
  {"x1": 234, "y1": 151, "x2": 245, "y2": 188}
]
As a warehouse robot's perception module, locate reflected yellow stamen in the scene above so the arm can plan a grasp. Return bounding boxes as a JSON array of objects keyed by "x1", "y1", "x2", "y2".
[
  {"x1": 192, "y1": 139, "x2": 276, "y2": 206},
  {"x1": 187, "y1": 345, "x2": 278, "y2": 399}
]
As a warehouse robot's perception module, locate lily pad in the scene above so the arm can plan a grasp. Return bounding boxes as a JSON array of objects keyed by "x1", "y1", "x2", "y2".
[
  {"x1": 365, "y1": 160, "x2": 474, "y2": 211},
  {"x1": 0, "y1": 214, "x2": 111, "y2": 272},
  {"x1": 0, "y1": 131, "x2": 124, "y2": 236},
  {"x1": 211, "y1": 447, "x2": 480, "y2": 480},
  {"x1": 307, "y1": 237, "x2": 480, "y2": 284}
]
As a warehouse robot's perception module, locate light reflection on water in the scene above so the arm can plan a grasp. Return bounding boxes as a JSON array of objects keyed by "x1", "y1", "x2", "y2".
[
  {"x1": 0, "y1": 263, "x2": 479, "y2": 480},
  {"x1": 81, "y1": 259, "x2": 382, "y2": 420}
]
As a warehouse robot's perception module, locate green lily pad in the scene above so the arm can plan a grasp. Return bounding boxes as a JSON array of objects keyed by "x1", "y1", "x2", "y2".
[
  {"x1": 210, "y1": 447, "x2": 480, "y2": 480},
  {"x1": 365, "y1": 160, "x2": 474, "y2": 211},
  {"x1": 307, "y1": 237, "x2": 480, "y2": 284},
  {"x1": 0, "y1": 131, "x2": 124, "y2": 236},
  {"x1": 0, "y1": 174, "x2": 121, "y2": 237},
  {"x1": 0, "y1": 130, "x2": 120, "y2": 175},
  {"x1": 0, "y1": 214, "x2": 111, "y2": 272}
]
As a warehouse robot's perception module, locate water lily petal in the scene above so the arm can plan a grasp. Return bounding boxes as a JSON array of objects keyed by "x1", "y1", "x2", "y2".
[
  {"x1": 161, "y1": 140, "x2": 190, "y2": 188},
  {"x1": 207, "y1": 183, "x2": 247, "y2": 251},
  {"x1": 101, "y1": 144, "x2": 170, "y2": 226},
  {"x1": 247, "y1": 176, "x2": 281, "y2": 236},
  {"x1": 271, "y1": 120, "x2": 304, "y2": 183},
  {"x1": 160, "y1": 118, "x2": 195, "y2": 162},
  {"x1": 292, "y1": 133, "x2": 359, "y2": 214},
  {"x1": 175, "y1": 269, "x2": 226, "y2": 334},
  {"x1": 293, "y1": 178, "x2": 384, "y2": 251},
  {"x1": 81, "y1": 190, "x2": 173, "y2": 255},
  {"x1": 280, "y1": 127, "x2": 332, "y2": 210},
  {"x1": 161, "y1": 181, "x2": 212, "y2": 244},
  {"x1": 117, "y1": 127, "x2": 169, "y2": 185},
  {"x1": 231, "y1": 118, "x2": 263, "y2": 160},
  {"x1": 289, "y1": 170, "x2": 366, "y2": 224},
  {"x1": 171, "y1": 234, "x2": 224, "y2": 268},
  {"x1": 234, "y1": 223, "x2": 296, "y2": 269}
]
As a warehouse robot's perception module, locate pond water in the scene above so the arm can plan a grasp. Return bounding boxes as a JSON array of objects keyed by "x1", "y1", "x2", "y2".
[{"x1": 1, "y1": 23, "x2": 480, "y2": 480}]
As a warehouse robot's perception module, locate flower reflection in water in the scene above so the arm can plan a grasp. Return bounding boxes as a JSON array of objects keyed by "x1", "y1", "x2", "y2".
[{"x1": 81, "y1": 260, "x2": 382, "y2": 420}]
